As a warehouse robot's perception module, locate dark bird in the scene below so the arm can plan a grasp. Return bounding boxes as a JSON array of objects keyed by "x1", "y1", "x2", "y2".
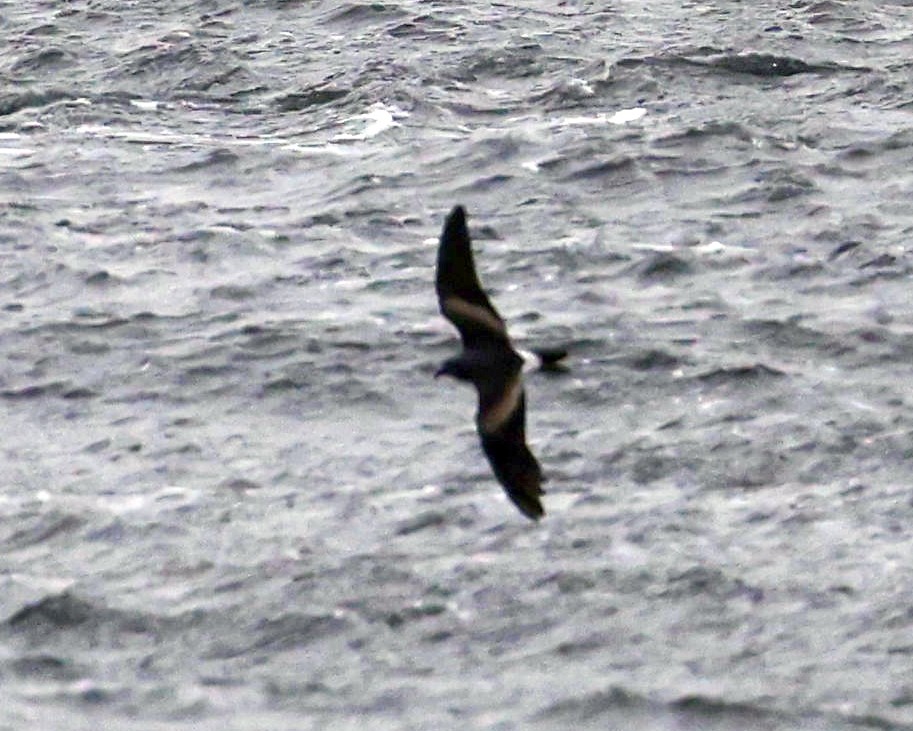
[{"x1": 434, "y1": 205, "x2": 565, "y2": 520}]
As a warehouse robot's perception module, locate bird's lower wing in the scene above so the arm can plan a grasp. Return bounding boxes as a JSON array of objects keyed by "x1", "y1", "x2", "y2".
[
  {"x1": 478, "y1": 386, "x2": 544, "y2": 520},
  {"x1": 480, "y1": 432, "x2": 545, "y2": 521}
]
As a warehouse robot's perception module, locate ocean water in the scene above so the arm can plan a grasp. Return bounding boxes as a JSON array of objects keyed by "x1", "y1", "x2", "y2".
[{"x1": 2, "y1": 1, "x2": 913, "y2": 729}]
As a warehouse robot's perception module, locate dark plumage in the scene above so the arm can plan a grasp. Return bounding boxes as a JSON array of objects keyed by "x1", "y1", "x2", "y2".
[{"x1": 435, "y1": 205, "x2": 560, "y2": 520}]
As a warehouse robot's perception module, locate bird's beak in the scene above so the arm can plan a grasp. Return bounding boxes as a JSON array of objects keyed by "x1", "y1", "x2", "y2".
[{"x1": 435, "y1": 360, "x2": 455, "y2": 379}]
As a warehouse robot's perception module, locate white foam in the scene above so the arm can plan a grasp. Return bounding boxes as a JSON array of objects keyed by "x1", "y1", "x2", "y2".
[
  {"x1": 558, "y1": 107, "x2": 647, "y2": 127},
  {"x1": 130, "y1": 99, "x2": 161, "y2": 112},
  {"x1": 0, "y1": 147, "x2": 35, "y2": 158},
  {"x1": 332, "y1": 104, "x2": 404, "y2": 142},
  {"x1": 0, "y1": 129, "x2": 33, "y2": 157},
  {"x1": 609, "y1": 107, "x2": 647, "y2": 124}
]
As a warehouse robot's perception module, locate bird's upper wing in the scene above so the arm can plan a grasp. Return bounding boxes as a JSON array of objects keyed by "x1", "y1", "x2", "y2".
[
  {"x1": 436, "y1": 206, "x2": 510, "y2": 348},
  {"x1": 477, "y1": 374, "x2": 545, "y2": 521}
]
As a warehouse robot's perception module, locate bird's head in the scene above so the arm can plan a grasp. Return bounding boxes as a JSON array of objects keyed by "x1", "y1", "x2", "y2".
[{"x1": 435, "y1": 356, "x2": 472, "y2": 382}]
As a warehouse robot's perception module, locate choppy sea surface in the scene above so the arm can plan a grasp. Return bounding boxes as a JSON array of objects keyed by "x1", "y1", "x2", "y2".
[{"x1": 3, "y1": 1, "x2": 913, "y2": 729}]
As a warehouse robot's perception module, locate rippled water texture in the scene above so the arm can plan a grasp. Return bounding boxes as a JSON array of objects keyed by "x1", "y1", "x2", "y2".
[{"x1": 2, "y1": 1, "x2": 913, "y2": 729}]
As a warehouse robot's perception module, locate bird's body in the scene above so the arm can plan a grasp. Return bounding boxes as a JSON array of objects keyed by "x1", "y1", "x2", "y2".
[{"x1": 434, "y1": 205, "x2": 564, "y2": 520}]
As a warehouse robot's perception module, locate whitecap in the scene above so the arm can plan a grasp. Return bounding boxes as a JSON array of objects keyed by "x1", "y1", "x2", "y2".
[
  {"x1": 609, "y1": 107, "x2": 647, "y2": 124},
  {"x1": 130, "y1": 99, "x2": 161, "y2": 112},
  {"x1": 331, "y1": 104, "x2": 405, "y2": 142},
  {"x1": 558, "y1": 107, "x2": 648, "y2": 127}
]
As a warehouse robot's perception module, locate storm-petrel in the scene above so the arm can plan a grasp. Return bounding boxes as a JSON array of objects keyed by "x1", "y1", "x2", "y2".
[{"x1": 435, "y1": 205, "x2": 564, "y2": 520}]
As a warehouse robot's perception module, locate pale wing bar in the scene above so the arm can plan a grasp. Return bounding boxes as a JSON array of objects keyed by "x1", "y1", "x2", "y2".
[
  {"x1": 479, "y1": 374, "x2": 524, "y2": 434},
  {"x1": 442, "y1": 296, "x2": 509, "y2": 343}
]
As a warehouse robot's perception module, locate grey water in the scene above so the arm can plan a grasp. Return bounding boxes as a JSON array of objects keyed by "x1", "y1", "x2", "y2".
[{"x1": 2, "y1": 1, "x2": 913, "y2": 729}]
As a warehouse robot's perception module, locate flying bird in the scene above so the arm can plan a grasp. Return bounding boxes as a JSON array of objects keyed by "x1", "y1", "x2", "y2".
[{"x1": 434, "y1": 205, "x2": 564, "y2": 520}]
